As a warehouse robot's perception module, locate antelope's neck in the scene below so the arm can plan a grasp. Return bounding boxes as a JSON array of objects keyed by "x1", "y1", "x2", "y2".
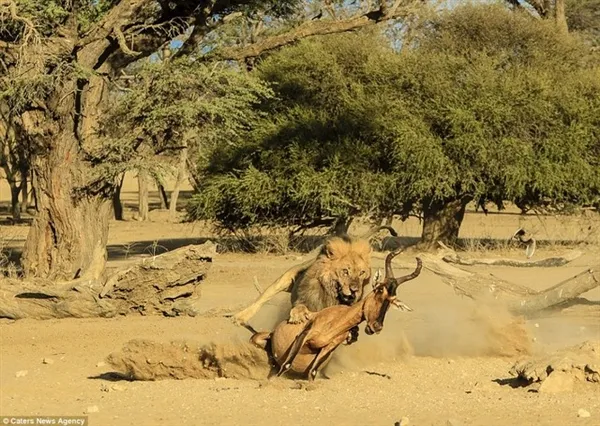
[{"x1": 342, "y1": 297, "x2": 368, "y2": 329}]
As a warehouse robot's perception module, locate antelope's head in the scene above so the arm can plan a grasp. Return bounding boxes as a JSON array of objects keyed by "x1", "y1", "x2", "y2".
[{"x1": 363, "y1": 250, "x2": 422, "y2": 335}]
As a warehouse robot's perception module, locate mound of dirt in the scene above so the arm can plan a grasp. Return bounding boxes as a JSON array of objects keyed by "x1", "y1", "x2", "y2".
[
  {"x1": 106, "y1": 338, "x2": 271, "y2": 381},
  {"x1": 509, "y1": 340, "x2": 600, "y2": 392}
]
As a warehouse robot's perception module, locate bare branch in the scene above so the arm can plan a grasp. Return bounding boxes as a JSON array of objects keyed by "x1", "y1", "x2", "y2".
[
  {"x1": 214, "y1": 4, "x2": 416, "y2": 62},
  {"x1": 0, "y1": 0, "x2": 40, "y2": 47},
  {"x1": 113, "y1": 26, "x2": 141, "y2": 56}
]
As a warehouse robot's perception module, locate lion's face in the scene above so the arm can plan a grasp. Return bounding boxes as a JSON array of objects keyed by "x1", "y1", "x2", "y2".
[{"x1": 321, "y1": 237, "x2": 372, "y2": 306}]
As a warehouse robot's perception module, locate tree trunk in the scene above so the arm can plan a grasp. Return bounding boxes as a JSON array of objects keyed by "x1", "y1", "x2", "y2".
[
  {"x1": 331, "y1": 216, "x2": 354, "y2": 236},
  {"x1": 420, "y1": 197, "x2": 471, "y2": 249},
  {"x1": 20, "y1": 175, "x2": 28, "y2": 212},
  {"x1": 158, "y1": 181, "x2": 169, "y2": 209},
  {"x1": 138, "y1": 171, "x2": 149, "y2": 221},
  {"x1": 9, "y1": 181, "x2": 21, "y2": 221},
  {"x1": 113, "y1": 174, "x2": 125, "y2": 221},
  {"x1": 555, "y1": 0, "x2": 568, "y2": 33},
  {"x1": 22, "y1": 150, "x2": 112, "y2": 281},
  {"x1": 169, "y1": 147, "x2": 188, "y2": 222}
]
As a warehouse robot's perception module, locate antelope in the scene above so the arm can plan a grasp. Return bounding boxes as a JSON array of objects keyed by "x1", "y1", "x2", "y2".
[{"x1": 250, "y1": 250, "x2": 422, "y2": 381}]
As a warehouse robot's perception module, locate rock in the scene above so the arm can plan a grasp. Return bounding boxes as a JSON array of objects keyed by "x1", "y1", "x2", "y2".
[
  {"x1": 577, "y1": 409, "x2": 591, "y2": 418},
  {"x1": 96, "y1": 361, "x2": 106, "y2": 368},
  {"x1": 447, "y1": 419, "x2": 463, "y2": 426},
  {"x1": 42, "y1": 358, "x2": 54, "y2": 365},
  {"x1": 111, "y1": 384, "x2": 126, "y2": 392},
  {"x1": 395, "y1": 416, "x2": 410, "y2": 426},
  {"x1": 85, "y1": 406, "x2": 99, "y2": 414},
  {"x1": 15, "y1": 370, "x2": 28, "y2": 378},
  {"x1": 538, "y1": 371, "x2": 574, "y2": 394}
]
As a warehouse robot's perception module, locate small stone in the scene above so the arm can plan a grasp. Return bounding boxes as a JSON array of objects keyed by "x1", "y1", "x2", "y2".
[
  {"x1": 42, "y1": 358, "x2": 54, "y2": 365},
  {"x1": 100, "y1": 384, "x2": 109, "y2": 392},
  {"x1": 577, "y1": 409, "x2": 591, "y2": 418},
  {"x1": 15, "y1": 370, "x2": 28, "y2": 378},
  {"x1": 534, "y1": 323, "x2": 539, "y2": 328},
  {"x1": 96, "y1": 361, "x2": 106, "y2": 368},
  {"x1": 111, "y1": 384, "x2": 126, "y2": 392},
  {"x1": 447, "y1": 419, "x2": 462, "y2": 426},
  {"x1": 538, "y1": 371, "x2": 574, "y2": 394},
  {"x1": 395, "y1": 416, "x2": 410, "y2": 426},
  {"x1": 85, "y1": 406, "x2": 99, "y2": 414},
  {"x1": 448, "y1": 359, "x2": 455, "y2": 364}
]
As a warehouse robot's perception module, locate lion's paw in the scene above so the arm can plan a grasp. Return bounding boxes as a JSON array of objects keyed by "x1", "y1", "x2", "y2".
[
  {"x1": 288, "y1": 305, "x2": 314, "y2": 324},
  {"x1": 232, "y1": 311, "x2": 251, "y2": 326}
]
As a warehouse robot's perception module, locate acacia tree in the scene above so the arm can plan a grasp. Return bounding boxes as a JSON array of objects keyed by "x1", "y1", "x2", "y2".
[
  {"x1": 0, "y1": 0, "x2": 421, "y2": 281},
  {"x1": 188, "y1": 4, "x2": 600, "y2": 247}
]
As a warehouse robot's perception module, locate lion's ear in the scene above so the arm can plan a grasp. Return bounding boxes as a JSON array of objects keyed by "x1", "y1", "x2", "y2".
[{"x1": 322, "y1": 241, "x2": 335, "y2": 259}]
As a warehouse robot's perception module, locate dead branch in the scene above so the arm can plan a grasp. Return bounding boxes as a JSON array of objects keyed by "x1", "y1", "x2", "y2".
[
  {"x1": 113, "y1": 26, "x2": 141, "y2": 56},
  {"x1": 0, "y1": 0, "x2": 39, "y2": 47},
  {"x1": 214, "y1": 1, "x2": 421, "y2": 61},
  {"x1": 373, "y1": 250, "x2": 600, "y2": 316},
  {"x1": 0, "y1": 242, "x2": 215, "y2": 320},
  {"x1": 442, "y1": 250, "x2": 583, "y2": 268}
]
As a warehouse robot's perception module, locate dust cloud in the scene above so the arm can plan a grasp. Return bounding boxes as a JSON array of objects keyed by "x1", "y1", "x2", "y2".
[{"x1": 107, "y1": 296, "x2": 532, "y2": 381}]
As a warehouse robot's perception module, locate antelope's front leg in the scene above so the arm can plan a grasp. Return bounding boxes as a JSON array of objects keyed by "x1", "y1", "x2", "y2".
[
  {"x1": 307, "y1": 333, "x2": 348, "y2": 381},
  {"x1": 344, "y1": 326, "x2": 359, "y2": 345}
]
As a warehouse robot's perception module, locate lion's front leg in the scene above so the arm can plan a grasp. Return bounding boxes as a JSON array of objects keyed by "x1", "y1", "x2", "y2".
[{"x1": 288, "y1": 304, "x2": 315, "y2": 324}]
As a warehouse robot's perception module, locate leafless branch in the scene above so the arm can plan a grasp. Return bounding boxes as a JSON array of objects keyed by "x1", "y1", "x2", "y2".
[
  {"x1": 113, "y1": 26, "x2": 141, "y2": 56},
  {"x1": 214, "y1": 2, "x2": 418, "y2": 62},
  {"x1": 0, "y1": 0, "x2": 40, "y2": 48}
]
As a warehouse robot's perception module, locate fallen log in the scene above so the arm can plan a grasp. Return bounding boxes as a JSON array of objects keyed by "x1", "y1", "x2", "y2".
[
  {"x1": 442, "y1": 250, "x2": 583, "y2": 267},
  {"x1": 0, "y1": 242, "x2": 216, "y2": 320},
  {"x1": 373, "y1": 247, "x2": 600, "y2": 316}
]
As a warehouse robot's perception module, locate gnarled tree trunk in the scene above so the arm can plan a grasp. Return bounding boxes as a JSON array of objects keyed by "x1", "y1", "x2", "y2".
[
  {"x1": 158, "y1": 181, "x2": 169, "y2": 209},
  {"x1": 113, "y1": 174, "x2": 125, "y2": 221},
  {"x1": 420, "y1": 197, "x2": 471, "y2": 249},
  {"x1": 22, "y1": 138, "x2": 112, "y2": 281},
  {"x1": 138, "y1": 171, "x2": 149, "y2": 221},
  {"x1": 169, "y1": 146, "x2": 187, "y2": 222},
  {"x1": 9, "y1": 180, "x2": 21, "y2": 221}
]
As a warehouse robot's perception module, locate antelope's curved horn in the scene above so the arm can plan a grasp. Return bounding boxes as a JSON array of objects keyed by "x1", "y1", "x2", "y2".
[
  {"x1": 384, "y1": 249, "x2": 403, "y2": 279},
  {"x1": 389, "y1": 257, "x2": 422, "y2": 296}
]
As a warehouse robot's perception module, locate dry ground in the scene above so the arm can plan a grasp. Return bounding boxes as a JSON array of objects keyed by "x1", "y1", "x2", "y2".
[{"x1": 1, "y1": 176, "x2": 599, "y2": 426}]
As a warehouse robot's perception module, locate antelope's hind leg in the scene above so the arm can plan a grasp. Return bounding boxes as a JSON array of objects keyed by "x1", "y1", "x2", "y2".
[
  {"x1": 277, "y1": 323, "x2": 313, "y2": 377},
  {"x1": 307, "y1": 333, "x2": 347, "y2": 381}
]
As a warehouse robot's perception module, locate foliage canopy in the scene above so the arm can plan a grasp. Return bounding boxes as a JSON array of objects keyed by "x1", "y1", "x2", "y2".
[{"x1": 188, "y1": 3, "x2": 600, "y2": 240}]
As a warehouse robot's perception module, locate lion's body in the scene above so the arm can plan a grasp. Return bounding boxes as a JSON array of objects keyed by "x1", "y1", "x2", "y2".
[{"x1": 234, "y1": 235, "x2": 372, "y2": 326}]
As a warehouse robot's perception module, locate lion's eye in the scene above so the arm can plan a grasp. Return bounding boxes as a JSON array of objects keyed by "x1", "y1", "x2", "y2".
[
  {"x1": 343, "y1": 269, "x2": 349, "y2": 276},
  {"x1": 359, "y1": 270, "x2": 365, "y2": 276}
]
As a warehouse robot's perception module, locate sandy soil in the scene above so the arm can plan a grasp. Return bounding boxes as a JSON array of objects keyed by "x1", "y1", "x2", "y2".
[{"x1": 1, "y1": 177, "x2": 600, "y2": 426}]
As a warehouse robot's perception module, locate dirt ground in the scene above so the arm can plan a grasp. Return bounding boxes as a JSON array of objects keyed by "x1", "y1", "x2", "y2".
[{"x1": 1, "y1": 176, "x2": 599, "y2": 426}]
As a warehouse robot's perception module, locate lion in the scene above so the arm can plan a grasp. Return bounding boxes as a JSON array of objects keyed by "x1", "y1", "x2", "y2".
[{"x1": 233, "y1": 234, "x2": 373, "y2": 327}]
